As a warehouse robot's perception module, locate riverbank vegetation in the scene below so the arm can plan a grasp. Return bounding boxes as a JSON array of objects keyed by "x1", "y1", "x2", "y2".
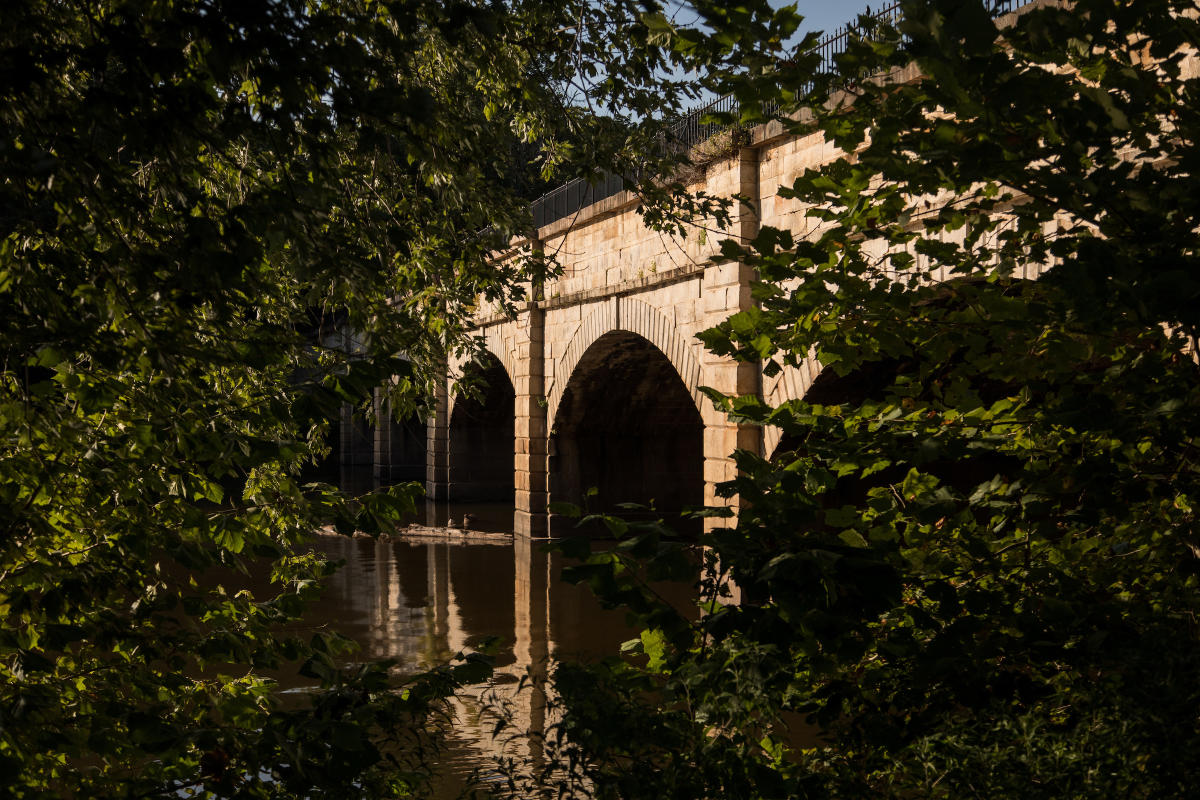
[
  {"x1": 0, "y1": 0, "x2": 698, "y2": 795},
  {"x1": 533, "y1": 1, "x2": 1200, "y2": 797},
  {"x1": 4, "y1": 0, "x2": 1200, "y2": 797}
]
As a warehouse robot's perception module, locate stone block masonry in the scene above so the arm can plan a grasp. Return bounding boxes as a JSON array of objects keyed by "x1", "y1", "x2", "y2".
[{"x1": 421, "y1": 123, "x2": 844, "y2": 537}]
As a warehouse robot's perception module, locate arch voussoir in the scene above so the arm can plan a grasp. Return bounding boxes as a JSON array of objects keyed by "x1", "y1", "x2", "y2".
[
  {"x1": 762, "y1": 349, "x2": 824, "y2": 458},
  {"x1": 547, "y1": 297, "x2": 702, "y2": 431},
  {"x1": 448, "y1": 330, "x2": 517, "y2": 421}
]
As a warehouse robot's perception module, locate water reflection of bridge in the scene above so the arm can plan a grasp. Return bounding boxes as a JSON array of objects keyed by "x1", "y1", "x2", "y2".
[{"x1": 315, "y1": 534, "x2": 644, "y2": 777}]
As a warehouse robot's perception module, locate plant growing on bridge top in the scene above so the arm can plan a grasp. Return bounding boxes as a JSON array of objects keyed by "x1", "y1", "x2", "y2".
[
  {"x1": 531, "y1": 1, "x2": 1200, "y2": 797},
  {"x1": 0, "y1": 0, "x2": 707, "y2": 796}
]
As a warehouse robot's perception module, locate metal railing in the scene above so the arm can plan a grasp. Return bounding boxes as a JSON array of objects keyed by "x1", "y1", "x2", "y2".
[
  {"x1": 528, "y1": 0, "x2": 1027, "y2": 230},
  {"x1": 531, "y1": 172, "x2": 626, "y2": 229},
  {"x1": 668, "y1": 92, "x2": 740, "y2": 153}
]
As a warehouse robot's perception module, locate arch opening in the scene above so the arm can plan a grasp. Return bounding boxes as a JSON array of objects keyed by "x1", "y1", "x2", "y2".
[
  {"x1": 338, "y1": 399, "x2": 377, "y2": 494},
  {"x1": 377, "y1": 404, "x2": 427, "y2": 485},
  {"x1": 550, "y1": 331, "x2": 703, "y2": 535},
  {"x1": 768, "y1": 361, "x2": 901, "y2": 463},
  {"x1": 768, "y1": 352, "x2": 1020, "y2": 503},
  {"x1": 448, "y1": 353, "x2": 515, "y2": 504},
  {"x1": 305, "y1": 391, "x2": 427, "y2": 494},
  {"x1": 303, "y1": 395, "x2": 377, "y2": 495}
]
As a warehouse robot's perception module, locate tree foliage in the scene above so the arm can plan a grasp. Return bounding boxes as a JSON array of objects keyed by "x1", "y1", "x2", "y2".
[
  {"x1": 534, "y1": 1, "x2": 1200, "y2": 797},
  {"x1": 0, "y1": 0, "x2": 694, "y2": 795}
]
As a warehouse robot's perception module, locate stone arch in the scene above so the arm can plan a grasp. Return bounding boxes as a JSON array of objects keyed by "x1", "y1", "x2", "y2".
[
  {"x1": 548, "y1": 328, "x2": 704, "y2": 534},
  {"x1": 762, "y1": 277, "x2": 1043, "y2": 458},
  {"x1": 448, "y1": 331, "x2": 517, "y2": 421},
  {"x1": 547, "y1": 296, "x2": 702, "y2": 431},
  {"x1": 447, "y1": 350, "x2": 515, "y2": 504},
  {"x1": 762, "y1": 350, "x2": 824, "y2": 459},
  {"x1": 482, "y1": 327, "x2": 518, "y2": 390}
]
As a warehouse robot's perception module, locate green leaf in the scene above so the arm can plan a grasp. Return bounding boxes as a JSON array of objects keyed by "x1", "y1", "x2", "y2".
[{"x1": 640, "y1": 628, "x2": 669, "y2": 673}]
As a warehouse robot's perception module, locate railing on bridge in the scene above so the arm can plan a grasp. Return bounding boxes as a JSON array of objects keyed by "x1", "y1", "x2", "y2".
[{"x1": 529, "y1": 0, "x2": 1025, "y2": 230}]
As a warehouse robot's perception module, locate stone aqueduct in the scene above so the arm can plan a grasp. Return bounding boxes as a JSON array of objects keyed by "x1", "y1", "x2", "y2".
[
  {"x1": 345, "y1": 98, "x2": 1041, "y2": 537},
  {"x1": 348, "y1": 104, "x2": 1043, "y2": 536},
  {"x1": 320, "y1": 0, "x2": 1200, "y2": 557},
  {"x1": 344, "y1": 3, "x2": 1092, "y2": 536},
  {"x1": 410, "y1": 117, "x2": 841, "y2": 537},
  {"x1": 346, "y1": 79, "x2": 1060, "y2": 535}
]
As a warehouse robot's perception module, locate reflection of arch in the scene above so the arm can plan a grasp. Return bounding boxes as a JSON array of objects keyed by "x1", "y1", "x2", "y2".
[
  {"x1": 548, "y1": 297, "x2": 702, "y2": 431},
  {"x1": 762, "y1": 351, "x2": 824, "y2": 459}
]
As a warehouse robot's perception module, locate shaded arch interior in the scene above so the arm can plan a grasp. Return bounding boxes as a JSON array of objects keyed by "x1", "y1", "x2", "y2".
[
  {"x1": 448, "y1": 353, "x2": 515, "y2": 503},
  {"x1": 550, "y1": 330, "x2": 703, "y2": 532},
  {"x1": 378, "y1": 406, "x2": 426, "y2": 485}
]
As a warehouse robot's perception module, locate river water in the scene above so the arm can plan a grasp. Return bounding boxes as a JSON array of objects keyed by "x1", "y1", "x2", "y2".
[{"x1": 299, "y1": 502, "x2": 681, "y2": 796}]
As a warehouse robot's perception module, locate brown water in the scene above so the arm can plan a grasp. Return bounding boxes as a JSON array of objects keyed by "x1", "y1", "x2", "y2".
[{"x1": 300, "y1": 502, "x2": 685, "y2": 795}]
